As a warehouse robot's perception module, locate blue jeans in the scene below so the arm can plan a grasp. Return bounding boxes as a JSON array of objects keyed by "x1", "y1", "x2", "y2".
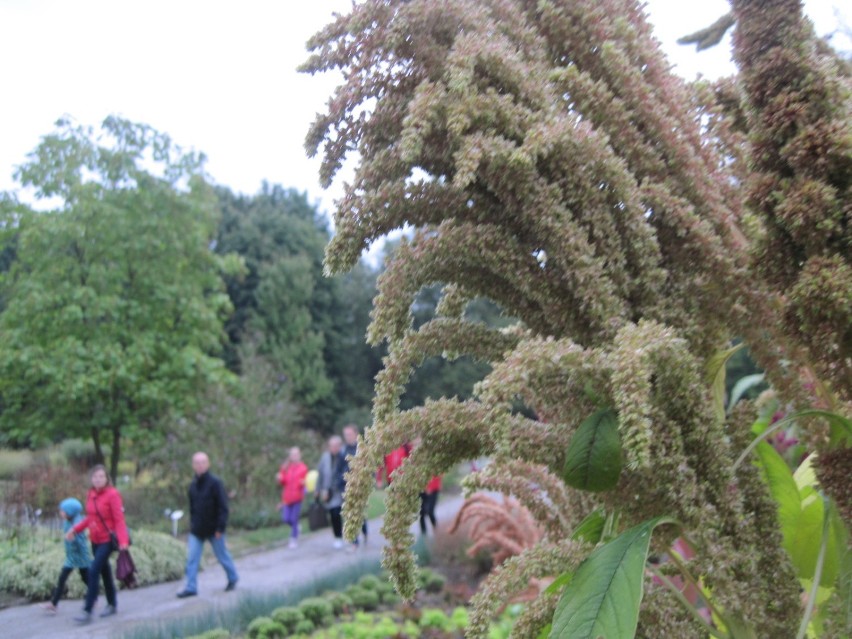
[
  {"x1": 84, "y1": 542, "x2": 116, "y2": 613},
  {"x1": 184, "y1": 533, "x2": 238, "y2": 593}
]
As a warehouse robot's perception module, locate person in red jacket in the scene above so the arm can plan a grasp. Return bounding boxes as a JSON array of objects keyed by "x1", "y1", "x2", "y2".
[
  {"x1": 277, "y1": 447, "x2": 308, "y2": 549},
  {"x1": 376, "y1": 442, "x2": 411, "y2": 488},
  {"x1": 66, "y1": 465, "x2": 130, "y2": 624},
  {"x1": 420, "y1": 474, "x2": 442, "y2": 535}
]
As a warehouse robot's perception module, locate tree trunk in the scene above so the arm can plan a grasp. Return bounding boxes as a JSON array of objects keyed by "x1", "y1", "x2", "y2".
[
  {"x1": 110, "y1": 425, "x2": 121, "y2": 483},
  {"x1": 91, "y1": 427, "x2": 105, "y2": 467}
]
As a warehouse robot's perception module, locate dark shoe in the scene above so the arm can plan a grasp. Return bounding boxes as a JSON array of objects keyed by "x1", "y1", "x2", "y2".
[
  {"x1": 99, "y1": 605, "x2": 117, "y2": 618},
  {"x1": 74, "y1": 611, "x2": 92, "y2": 624},
  {"x1": 225, "y1": 580, "x2": 238, "y2": 592},
  {"x1": 176, "y1": 590, "x2": 197, "y2": 599}
]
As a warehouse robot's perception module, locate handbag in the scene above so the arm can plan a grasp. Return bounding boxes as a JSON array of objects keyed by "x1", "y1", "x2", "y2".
[
  {"x1": 307, "y1": 498, "x2": 329, "y2": 531},
  {"x1": 115, "y1": 549, "x2": 137, "y2": 589}
]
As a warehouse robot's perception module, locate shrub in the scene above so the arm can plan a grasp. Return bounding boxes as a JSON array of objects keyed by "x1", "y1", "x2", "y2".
[
  {"x1": 415, "y1": 568, "x2": 446, "y2": 594},
  {"x1": 7, "y1": 459, "x2": 87, "y2": 513},
  {"x1": 323, "y1": 591, "x2": 353, "y2": 615},
  {"x1": 293, "y1": 618, "x2": 316, "y2": 636},
  {"x1": 246, "y1": 617, "x2": 286, "y2": 639},
  {"x1": 450, "y1": 607, "x2": 469, "y2": 630},
  {"x1": 186, "y1": 630, "x2": 231, "y2": 639},
  {"x1": 356, "y1": 574, "x2": 382, "y2": 591},
  {"x1": 423, "y1": 572, "x2": 446, "y2": 594},
  {"x1": 0, "y1": 527, "x2": 184, "y2": 600},
  {"x1": 346, "y1": 586, "x2": 380, "y2": 612},
  {"x1": 228, "y1": 496, "x2": 279, "y2": 530},
  {"x1": 270, "y1": 605, "x2": 304, "y2": 633},
  {"x1": 297, "y1": 596, "x2": 334, "y2": 627},
  {"x1": 380, "y1": 591, "x2": 401, "y2": 606},
  {"x1": 419, "y1": 608, "x2": 452, "y2": 632},
  {"x1": 374, "y1": 581, "x2": 393, "y2": 598}
]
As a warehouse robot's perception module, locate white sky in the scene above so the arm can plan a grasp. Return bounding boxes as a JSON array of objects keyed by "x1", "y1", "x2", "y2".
[{"x1": 0, "y1": 0, "x2": 847, "y2": 242}]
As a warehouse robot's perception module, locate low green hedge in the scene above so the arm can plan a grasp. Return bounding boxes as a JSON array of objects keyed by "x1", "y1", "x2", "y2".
[{"x1": 0, "y1": 528, "x2": 185, "y2": 601}]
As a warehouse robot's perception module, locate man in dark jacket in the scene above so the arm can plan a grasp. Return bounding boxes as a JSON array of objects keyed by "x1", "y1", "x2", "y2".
[{"x1": 176, "y1": 452, "x2": 239, "y2": 597}]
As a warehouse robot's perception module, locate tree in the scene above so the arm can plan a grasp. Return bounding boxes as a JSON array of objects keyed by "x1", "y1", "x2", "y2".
[
  {"x1": 0, "y1": 117, "x2": 239, "y2": 479},
  {"x1": 215, "y1": 185, "x2": 382, "y2": 428},
  {"x1": 151, "y1": 340, "x2": 314, "y2": 503},
  {"x1": 303, "y1": 0, "x2": 850, "y2": 637}
]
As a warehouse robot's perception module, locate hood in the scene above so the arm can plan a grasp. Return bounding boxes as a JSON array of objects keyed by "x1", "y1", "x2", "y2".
[{"x1": 60, "y1": 497, "x2": 83, "y2": 519}]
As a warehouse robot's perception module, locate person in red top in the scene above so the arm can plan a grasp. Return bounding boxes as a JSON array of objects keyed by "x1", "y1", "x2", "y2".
[
  {"x1": 376, "y1": 442, "x2": 411, "y2": 488},
  {"x1": 66, "y1": 465, "x2": 130, "y2": 624},
  {"x1": 277, "y1": 447, "x2": 308, "y2": 549},
  {"x1": 420, "y1": 474, "x2": 442, "y2": 535}
]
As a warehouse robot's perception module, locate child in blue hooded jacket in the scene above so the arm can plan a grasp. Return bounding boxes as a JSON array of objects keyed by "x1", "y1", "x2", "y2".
[{"x1": 43, "y1": 498, "x2": 92, "y2": 613}]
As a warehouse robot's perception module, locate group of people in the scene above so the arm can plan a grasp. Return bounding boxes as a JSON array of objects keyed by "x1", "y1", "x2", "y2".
[
  {"x1": 275, "y1": 425, "x2": 443, "y2": 549},
  {"x1": 46, "y1": 451, "x2": 237, "y2": 624},
  {"x1": 44, "y1": 423, "x2": 442, "y2": 625}
]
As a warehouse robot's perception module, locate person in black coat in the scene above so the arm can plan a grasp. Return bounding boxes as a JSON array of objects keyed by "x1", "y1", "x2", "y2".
[{"x1": 176, "y1": 452, "x2": 239, "y2": 597}]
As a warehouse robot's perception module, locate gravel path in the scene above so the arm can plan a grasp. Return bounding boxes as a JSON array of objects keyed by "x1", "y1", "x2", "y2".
[{"x1": 0, "y1": 496, "x2": 463, "y2": 639}]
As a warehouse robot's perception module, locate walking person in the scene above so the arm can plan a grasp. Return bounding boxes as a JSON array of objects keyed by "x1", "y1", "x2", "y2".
[
  {"x1": 277, "y1": 447, "x2": 308, "y2": 549},
  {"x1": 43, "y1": 498, "x2": 91, "y2": 613},
  {"x1": 341, "y1": 424, "x2": 368, "y2": 548},
  {"x1": 317, "y1": 435, "x2": 345, "y2": 548},
  {"x1": 66, "y1": 465, "x2": 130, "y2": 624},
  {"x1": 176, "y1": 452, "x2": 239, "y2": 598},
  {"x1": 419, "y1": 475, "x2": 442, "y2": 535}
]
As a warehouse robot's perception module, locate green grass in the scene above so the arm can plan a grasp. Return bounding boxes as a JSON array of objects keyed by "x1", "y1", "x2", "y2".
[{"x1": 116, "y1": 557, "x2": 383, "y2": 639}]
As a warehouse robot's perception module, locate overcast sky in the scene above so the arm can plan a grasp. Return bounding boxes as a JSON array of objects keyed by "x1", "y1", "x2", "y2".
[{"x1": 0, "y1": 0, "x2": 847, "y2": 235}]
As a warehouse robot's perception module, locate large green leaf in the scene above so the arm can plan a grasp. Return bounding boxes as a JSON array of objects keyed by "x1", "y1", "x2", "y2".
[
  {"x1": 755, "y1": 442, "x2": 802, "y2": 543},
  {"x1": 755, "y1": 446, "x2": 848, "y2": 587},
  {"x1": 550, "y1": 516, "x2": 675, "y2": 639},
  {"x1": 563, "y1": 408, "x2": 623, "y2": 492}
]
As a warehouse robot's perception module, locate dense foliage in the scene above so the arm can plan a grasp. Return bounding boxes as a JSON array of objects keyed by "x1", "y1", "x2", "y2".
[
  {"x1": 0, "y1": 117, "x2": 238, "y2": 479},
  {"x1": 303, "y1": 0, "x2": 850, "y2": 637},
  {"x1": 0, "y1": 527, "x2": 185, "y2": 600}
]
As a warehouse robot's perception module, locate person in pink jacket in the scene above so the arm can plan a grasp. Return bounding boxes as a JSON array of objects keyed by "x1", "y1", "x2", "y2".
[{"x1": 277, "y1": 447, "x2": 308, "y2": 549}]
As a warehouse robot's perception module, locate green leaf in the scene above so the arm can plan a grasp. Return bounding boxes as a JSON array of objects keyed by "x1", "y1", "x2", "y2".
[
  {"x1": 562, "y1": 408, "x2": 623, "y2": 492},
  {"x1": 755, "y1": 442, "x2": 802, "y2": 544},
  {"x1": 754, "y1": 447, "x2": 848, "y2": 587},
  {"x1": 571, "y1": 510, "x2": 607, "y2": 544},
  {"x1": 550, "y1": 516, "x2": 676, "y2": 639},
  {"x1": 705, "y1": 343, "x2": 745, "y2": 424}
]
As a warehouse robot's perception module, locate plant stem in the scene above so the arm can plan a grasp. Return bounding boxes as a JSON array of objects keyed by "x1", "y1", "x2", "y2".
[
  {"x1": 796, "y1": 494, "x2": 832, "y2": 639},
  {"x1": 646, "y1": 563, "x2": 729, "y2": 639}
]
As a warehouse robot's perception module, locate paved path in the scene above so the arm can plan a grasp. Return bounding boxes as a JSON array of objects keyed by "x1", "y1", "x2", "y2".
[{"x1": 0, "y1": 496, "x2": 463, "y2": 639}]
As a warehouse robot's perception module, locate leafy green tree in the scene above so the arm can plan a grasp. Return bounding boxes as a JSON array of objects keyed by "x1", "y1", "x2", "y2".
[
  {"x1": 215, "y1": 185, "x2": 332, "y2": 407},
  {"x1": 214, "y1": 185, "x2": 382, "y2": 428},
  {"x1": 0, "y1": 117, "x2": 239, "y2": 479},
  {"x1": 310, "y1": 261, "x2": 384, "y2": 431},
  {"x1": 151, "y1": 340, "x2": 315, "y2": 504}
]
